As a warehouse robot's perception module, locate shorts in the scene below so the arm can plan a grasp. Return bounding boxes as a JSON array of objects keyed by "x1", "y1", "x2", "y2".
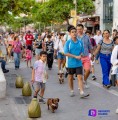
[
  {"x1": 57, "y1": 52, "x2": 65, "y2": 59},
  {"x1": 34, "y1": 81, "x2": 45, "y2": 90},
  {"x1": 35, "y1": 48, "x2": 41, "y2": 55},
  {"x1": 68, "y1": 67, "x2": 83, "y2": 75},
  {"x1": 81, "y1": 56, "x2": 91, "y2": 70}
]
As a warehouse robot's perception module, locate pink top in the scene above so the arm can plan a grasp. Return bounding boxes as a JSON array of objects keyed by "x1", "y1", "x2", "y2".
[
  {"x1": 26, "y1": 49, "x2": 32, "y2": 59},
  {"x1": 34, "y1": 60, "x2": 45, "y2": 82},
  {"x1": 13, "y1": 41, "x2": 21, "y2": 53}
]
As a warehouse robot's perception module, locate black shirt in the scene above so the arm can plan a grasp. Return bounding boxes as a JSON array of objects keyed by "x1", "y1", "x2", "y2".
[
  {"x1": 35, "y1": 39, "x2": 43, "y2": 49},
  {"x1": 45, "y1": 41, "x2": 54, "y2": 54}
]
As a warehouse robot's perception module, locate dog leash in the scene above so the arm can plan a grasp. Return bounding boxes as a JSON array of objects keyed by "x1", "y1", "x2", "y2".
[{"x1": 31, "y1": 84, "x2": 48, "y2": 99}]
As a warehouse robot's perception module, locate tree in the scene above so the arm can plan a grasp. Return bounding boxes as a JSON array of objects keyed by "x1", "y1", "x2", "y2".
[
  {"x1": 0, "y1": 0, "x2": 36, "y2": 23},
  {"x1": 34, "y1": 0, "x2": 95, "y2": 24}
]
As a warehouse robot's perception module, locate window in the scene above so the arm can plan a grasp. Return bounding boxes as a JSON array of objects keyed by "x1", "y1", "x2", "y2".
[{"x1": 103, "y1": 0, "x2": 113, "y2": 23}]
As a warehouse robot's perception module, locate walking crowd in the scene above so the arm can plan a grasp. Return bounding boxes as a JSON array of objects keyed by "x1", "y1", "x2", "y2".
[{"x1": 0, "y1": 24, "x2": 118, "y2": 102}]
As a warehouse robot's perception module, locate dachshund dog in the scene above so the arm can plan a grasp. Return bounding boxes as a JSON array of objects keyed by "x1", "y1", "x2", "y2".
[
  {"x1": 58, "y1": 73, "x2": 64, "y2": 84},
  {"x1": 47, "y1": 98, "x2": 60, "y2": 113}
]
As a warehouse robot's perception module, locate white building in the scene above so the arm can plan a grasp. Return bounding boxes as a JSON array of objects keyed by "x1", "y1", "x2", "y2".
[{"x1": 79, "y1": 0, "x2": 117, "y2": 33}]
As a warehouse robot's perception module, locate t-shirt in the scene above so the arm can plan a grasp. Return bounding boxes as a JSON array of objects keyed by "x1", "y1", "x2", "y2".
[
  {"x1": 35, "y1": 39, "x2": 43, "y2": 49},
  {"x1": 94, "y1": 35, "x2": 103, "y2": 45},
  {"x1": 25, "y1": 34, "x2": 34, "y2": 45},
  {"x1": 45, "y1": 41, "x2": 54, "y2": 54},
  {"x1": 64, "y1": 39, "x2": 84, "y2": 68},
  {"x1": 54, "y1": 39, "x2": 65, "y2": 53},
  {"x1": 98, "y1": 40, "x2": 114, "y2": 54},
  {"x1": 13, "y1": 41, "x2": 21, "y2": 53},
  {"x1": 34, "y1": 60, "x2": 46, "y2": 83}
]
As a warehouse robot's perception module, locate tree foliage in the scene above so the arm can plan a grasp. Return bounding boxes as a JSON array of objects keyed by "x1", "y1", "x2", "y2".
[{"x1": 34, "y1": 0, "x2": 95, "y2": 24}]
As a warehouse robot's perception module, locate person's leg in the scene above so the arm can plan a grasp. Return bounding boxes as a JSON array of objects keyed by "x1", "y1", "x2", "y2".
[
  {"x1": 82, "y1": 56, "x2": 91, "y2": 86},
  {"x1": 100, "y1": 54, "x2": 111, "y2": 86},
  {"x1": 68, "y1": 68, "x2": 75, "y2": 97},
  {"x1": 50, "y1": 53, "x2": 54, "y2": 68},
  {"x1": 33, "y1": 82, "x2": 40, "y2": 98},
  {"x1": 58, "y1": 59, "x2": 61, "y2": 72},
  {"x1": 0, "y1": 59, "x2": 6, "y2": 70},
  {"x1": 47, "y1": 54, "x2": 51, "y2": 69},
  {"x1": 14, "y1": 52, "x2": 18, "y2": 69},
  {"x1": 17, "y1": 53, "x2": 20, "y2": 68},
  {"x1": 40, "y1": 83, "x2": 45, "y2": 97}
]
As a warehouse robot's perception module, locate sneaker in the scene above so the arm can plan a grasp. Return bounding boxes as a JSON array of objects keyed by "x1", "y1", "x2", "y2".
[
  {"x1": 8, "y1": 59, "x2": 11, "y2": 63},
  {"x1": 39, "y1": 99, "x2": 46, "y2": 104},
  {"x1": 70, "y1": 91, "x2": 75, "y2": 97},
  {"x1": 3, "y1": 69, "x2": 9, "y2": 73},
  {"x1": 80, "y1": 92, "x2": 90, "y2": 98},
  {"x1": 92, "y1": 76, "x2": 97, "y2": 80}
]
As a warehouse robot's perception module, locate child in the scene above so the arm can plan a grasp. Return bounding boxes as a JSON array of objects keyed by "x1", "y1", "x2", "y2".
[
  {"x1": 25, "y1": 46, "x2": 32, "y2": 67},
  {"x1": 31, "y1": 51, "x2": 48, "y2": 104}
]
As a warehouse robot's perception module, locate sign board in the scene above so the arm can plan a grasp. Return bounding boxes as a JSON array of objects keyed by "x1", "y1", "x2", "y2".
[{"x1": 70, "y1": 10, "x2": 76, "y2": 17}]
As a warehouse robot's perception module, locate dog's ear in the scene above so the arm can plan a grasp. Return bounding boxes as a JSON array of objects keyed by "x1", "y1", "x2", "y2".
[
  {"x1": 52, "y1": 99, "x2": 54, "y2": 103},
  {"x1": 56, "y1": 98, "x2": 60, "y2": 102}
]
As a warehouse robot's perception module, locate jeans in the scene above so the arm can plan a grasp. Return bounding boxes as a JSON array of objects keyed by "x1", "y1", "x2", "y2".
[
  {"x1": 14, "y1": 53, "x2": 20, "y2": 67},
  {"x1": 100, "y1": 53, "x2": 111, "y2": 85},
  {"x1": 0, "y1": 59, "x2": 6, "y2": 70},
  {"x1": 47, "y1": 53, "x2": 53, "y2": 68}
]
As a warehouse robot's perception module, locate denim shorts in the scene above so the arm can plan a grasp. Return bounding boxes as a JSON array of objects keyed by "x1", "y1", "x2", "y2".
[
  {"x1": 35, "y1": 49, "x2": 41, "y2": 55},
  {"x1": 34, "y1": 81, "x2": 45, "y2": 89},
  {"x1": 57, "y1": 52, "x2": 65, "y2": 59}
]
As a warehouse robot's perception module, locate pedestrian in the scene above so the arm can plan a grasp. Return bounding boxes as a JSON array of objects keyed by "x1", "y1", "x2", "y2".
[
  {"x1": 7, "y1": 32, "x2": 14, "y2": 62},
  {"x1": 64, "y1": 25, "x2": 89, "y2": 98},
  {"x1": 31, "y1": 51, "x2": 48, "y2": 104},
  {"x1": 34, "y1": 33, "x2": 43, "y2": 60},
  {"x1": 13, "y1": 36, "x2": 22, "y2": 70},
  {"x1": 92, "y1": 30, "x2": 114, "y2": 88},
  {"x1": 44, "y1": 35, "x2": 54, "y2": 70},
  {"x1": 94, "y1": 30, "x2": 103, "y2": 64},
  {"x1": 86, "y1": 30, "x2": 97, "y2": 80},
  {"x1": 111, "y1": 36, "x2": 118, "y2": 86},
  {"x1": 77, "y1": 24, "x2": 93, "y2": 88},
  {"x1": 25, "y1": 46, "x2": 32, "y2": 67},
  {"x1": 25, "y1": 30, "x2": 34, "y2": 51},
  {"x1": 54, "y1": 33, "x2": 66, "y2": 73}
]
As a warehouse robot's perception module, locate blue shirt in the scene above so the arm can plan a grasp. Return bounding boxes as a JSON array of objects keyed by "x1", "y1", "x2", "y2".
[
  {"x1": 64, "y1": 38, "x2": 84, "y2": 68},
  {"x1": 77, "y1": 34, "x2": 92, "y2": 56}
]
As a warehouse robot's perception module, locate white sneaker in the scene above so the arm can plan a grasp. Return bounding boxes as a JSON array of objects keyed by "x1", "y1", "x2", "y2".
[
  {"x1": 8, "y1": 59, "x2": 11, "y2": 63},
  {"x1": 70, "y1": 91, "x2": 75, "y2": 97},
  {"x1": 116, "y1": 108, "x2": 118, "y2": 114}
]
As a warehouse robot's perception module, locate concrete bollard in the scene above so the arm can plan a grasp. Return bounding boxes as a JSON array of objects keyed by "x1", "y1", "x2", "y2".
[{"x1": 0, "y1": 68, "x2": 6, "y2": 98}]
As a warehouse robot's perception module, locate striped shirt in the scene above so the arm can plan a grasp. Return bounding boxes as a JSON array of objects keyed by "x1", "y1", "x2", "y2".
[{"x1": 98, "y1": 40, "x2": 114, "y2": 54}]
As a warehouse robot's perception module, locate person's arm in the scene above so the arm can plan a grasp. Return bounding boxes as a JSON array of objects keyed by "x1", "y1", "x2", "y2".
[
  {"x1": 64, "y1": 41, "x2": 81, "y2": 60},
  {"x1": 88, "y1": 37, "x2": 93, "y2": 54},
  {"x1": 111, "y1": 46, "x2": 118, "y2": 65},
  {"x1": 31, "y1": 68, "x2": 35, "y2": 83}
]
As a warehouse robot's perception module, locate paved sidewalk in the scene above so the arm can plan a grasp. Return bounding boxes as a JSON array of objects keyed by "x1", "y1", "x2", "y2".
[{"x1": 0, "y1": 59, "x2": 117, "y2": 120}]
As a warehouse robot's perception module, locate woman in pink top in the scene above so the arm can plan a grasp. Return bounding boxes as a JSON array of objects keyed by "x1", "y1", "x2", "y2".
[
  {"x1": 25, "y1": 46, "x2": 32, "y2": 67},
  {"x1": 13, "y1": 36, "x2": 22, "y2": 70}
]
